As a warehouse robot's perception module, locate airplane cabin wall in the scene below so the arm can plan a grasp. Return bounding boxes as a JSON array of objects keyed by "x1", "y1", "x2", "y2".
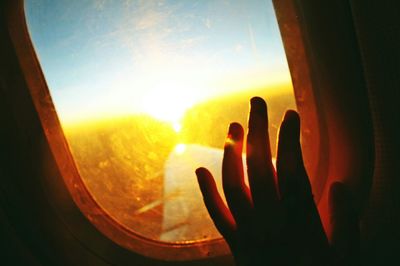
[{"x1": 0, "y1": 0, "x2": 399, "y2": 265}]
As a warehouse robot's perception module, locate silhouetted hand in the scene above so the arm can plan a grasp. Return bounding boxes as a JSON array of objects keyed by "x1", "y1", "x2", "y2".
[{"x1": 196, "y1": 97, "x2": 359, "y2": 266}]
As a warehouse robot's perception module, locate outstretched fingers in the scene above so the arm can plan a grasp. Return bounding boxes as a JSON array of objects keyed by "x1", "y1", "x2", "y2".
[{"x1": 196, "y1": 167, "x2": 236, "y2": 240}]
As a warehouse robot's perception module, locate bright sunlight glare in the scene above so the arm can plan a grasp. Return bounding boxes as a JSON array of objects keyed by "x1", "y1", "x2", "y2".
[
  {"x1": 25, "y1": 0, "x2": 297, "y2": 244},
  {"x1": 139, "y1": 82, "x2": 202, "y2": 124},
  {"x1": 174, "y1": 143, "x2": 187, "y2": 155},
  {"x1": 25, "y1": 0, "x2": 292, "y2": 126}
]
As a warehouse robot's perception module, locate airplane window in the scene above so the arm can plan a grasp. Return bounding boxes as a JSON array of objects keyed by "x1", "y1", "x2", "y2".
[{"x1": 24, "y1": 0, "x2": 295, "y2": 244}]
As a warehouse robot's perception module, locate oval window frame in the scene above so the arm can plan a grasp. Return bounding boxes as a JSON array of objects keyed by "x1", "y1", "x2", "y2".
[{"x1": 6, "y1": 0, "x2": 327, "y2": 262}]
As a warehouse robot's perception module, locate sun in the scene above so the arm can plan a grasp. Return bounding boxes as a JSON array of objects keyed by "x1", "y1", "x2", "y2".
[{"x1": 139, "y1": 82, "x2": 201, "y2": 125}]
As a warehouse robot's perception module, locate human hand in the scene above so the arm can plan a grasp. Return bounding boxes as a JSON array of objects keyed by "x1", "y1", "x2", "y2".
[{"x1": 196, "y1": 97, "x2": 359, "y2": 266}]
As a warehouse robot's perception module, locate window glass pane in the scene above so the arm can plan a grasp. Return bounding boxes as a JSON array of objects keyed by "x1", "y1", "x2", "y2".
[{"x1": 25, "y1": 0, "x2": 295, "y2": 243}]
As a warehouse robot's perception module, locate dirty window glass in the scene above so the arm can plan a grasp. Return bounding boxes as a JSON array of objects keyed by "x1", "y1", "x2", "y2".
[{"x1": 25, "y1": 0, "x2": 296, "y2": 243}]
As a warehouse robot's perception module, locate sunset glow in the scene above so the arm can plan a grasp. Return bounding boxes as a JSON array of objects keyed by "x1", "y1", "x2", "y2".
[
  {"x1": 25, "y1": 0, "x2": 291, "y2": 125},
  {"x1": 174, "y1": 143, "x2": 187, "y2": 155},
  {"x1": 25, "y1": 0, "x2": 296, "y2": 244},
  {"x1": 139, "y1": 83, "x2": 200, "y2": 124}
]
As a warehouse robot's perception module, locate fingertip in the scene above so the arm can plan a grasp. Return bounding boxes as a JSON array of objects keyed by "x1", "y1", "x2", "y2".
[
  {"x1": 248, "y1": 97, "x2": 268, "y2": 135},
  {"x1": 282, "y1": 110, "x2": 300, "y2": 130},
  {"x1": 195, "y1": 167, "x2": 207, "y2": 175},
  {"x1": 283, "y1": 109, "x2": 300, "y2": 124},
  {"x1": 250, "y1": 96, "x2": 266, "y2": 105},
  {"x1": 228, "y1": 122, "x2": 244, "y2": 141},
  {"x1": 278, "y1": 110, "x2": 300, "y2": 144},
  {"x1": 196, "y1": 167, "x2": 210, "y2": 182},
  {"x1": 250, "y1": 96, "x2": 267, "y2": 115},
  {"x1": 196, "y1": 168, "x2": 217, "y2": 200}
]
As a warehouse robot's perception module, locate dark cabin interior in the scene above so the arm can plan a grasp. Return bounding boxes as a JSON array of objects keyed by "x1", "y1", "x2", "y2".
[{"x1": 0, "y1": 0, "x2": 399, "y2": 265}]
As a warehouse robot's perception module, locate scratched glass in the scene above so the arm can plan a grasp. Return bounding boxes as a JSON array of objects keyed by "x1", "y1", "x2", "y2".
[{"x1": 25, "y1": 0, "x2": 295, "y2": 242}]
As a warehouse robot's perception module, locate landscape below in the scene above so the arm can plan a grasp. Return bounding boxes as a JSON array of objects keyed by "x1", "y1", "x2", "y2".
[{"x1": 62, "y1": 85, "x2": 296, "y2": 243}]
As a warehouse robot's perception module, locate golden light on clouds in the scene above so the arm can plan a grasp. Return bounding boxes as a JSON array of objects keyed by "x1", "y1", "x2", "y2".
[{"x1": 26, "y1": 0, "x2": 297, "y2": 243}]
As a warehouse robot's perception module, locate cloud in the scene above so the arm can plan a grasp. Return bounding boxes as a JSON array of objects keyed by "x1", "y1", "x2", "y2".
[
  {"x1": 204, "y1": 18, "x2": 212, "y2": 29},
  {"x1": 93, "y1": 0, "x2": 107, "y2": 11},
  {"x1": 180, "y1": 36, "x2": 205, "y2": 49},
  {"x1": 134, "y1": 9, "x2": 167, "y2": 30},
  {"x1": 235, "y1": 43, "x2": 243, "y2": 53}
]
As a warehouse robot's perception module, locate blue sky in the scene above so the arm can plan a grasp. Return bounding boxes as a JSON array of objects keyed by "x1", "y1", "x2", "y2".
[{"x1": 25, "y1": 0, "x2": 291, "y2": 123}]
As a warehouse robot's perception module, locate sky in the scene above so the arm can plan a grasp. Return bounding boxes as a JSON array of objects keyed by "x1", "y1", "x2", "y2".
[{"x1": 25, "y1": 0, "x2": 291, "y2": 124}]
